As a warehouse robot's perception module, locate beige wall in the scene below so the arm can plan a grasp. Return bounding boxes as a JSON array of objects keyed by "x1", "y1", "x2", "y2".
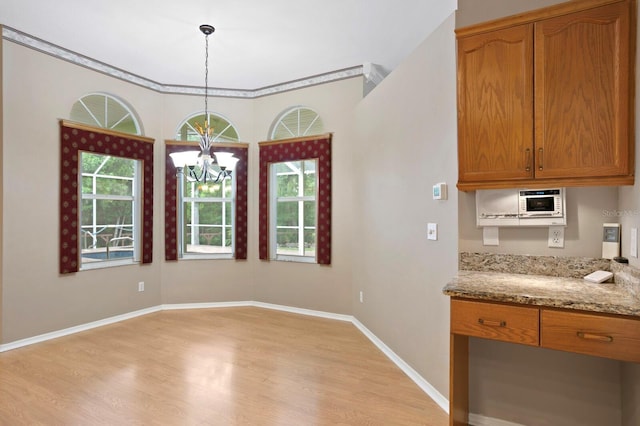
[
  {"x1": 353, "y1": 13, "x2": 458, "y2": 397},
  {"x1": 0, "y1": 27, "x2": 4, "y2": 344},
  {"x1": 1, "y1": 38, "x2": 361, "y2": 343},
  {"x1": 457, "y1": 1, "x2": 637, "y2": 424},
  {"x1": 2, "y1": 42, "x2": 164, "y2": 342}
]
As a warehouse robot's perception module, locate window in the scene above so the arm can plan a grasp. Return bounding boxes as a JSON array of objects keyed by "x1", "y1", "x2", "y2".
[
  {"x1": 270, "y1": 160, "x2": 317, "y2": 261},
  {"x1": 258, "y1": 135, "x2": 332, "y2": 265},
  {"x1": 60, "y1": 94, "x2": 153, "y2": 274},
  {"x1": 180, "y1": 176, "x2": 235, "y2": 258},
  {"x1": 165, "y1": 112, "x2": 248, "y2": 261},
  {"x1": 80, "y1": 153, "x2": 141, "y2": 268},
  {"x1": 70, "y1": 93, "x2": 141, "y2": 135},
  {"x1": 270, "y1": 106, "x2": 324, "y2": 140},
  {"x1": 176, "y1": 112, "x2": 238, "y2": 142}
]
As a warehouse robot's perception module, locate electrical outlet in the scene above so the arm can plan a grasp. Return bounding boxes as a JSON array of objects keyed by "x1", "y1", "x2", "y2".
[
  {"x1": 138, "y1": 281, "x2": 145, "y2": 292},
  {"x1": 548, "y1": 226, "x2": 564, "y2": 248}
]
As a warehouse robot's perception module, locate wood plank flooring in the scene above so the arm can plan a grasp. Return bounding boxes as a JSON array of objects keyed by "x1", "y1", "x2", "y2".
[{"x1": 0, "y1": 307, "x2": 448, "y2": 425}]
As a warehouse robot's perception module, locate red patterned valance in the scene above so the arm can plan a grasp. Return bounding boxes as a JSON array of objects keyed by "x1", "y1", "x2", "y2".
[
  {"x1": 258, "y1": 134, "x2": 332, "y2": 265},
  {"x1": 164, "y1": 142, "x2": 249, "y2": 261},
  {"x1": 59, "y1": 120, "x2": 155, "y2": 274}
]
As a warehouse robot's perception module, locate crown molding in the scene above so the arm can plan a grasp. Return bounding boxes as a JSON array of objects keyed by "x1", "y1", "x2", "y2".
[{"x1": 2, "y1": 26, "x2": 363, "y2": 99}]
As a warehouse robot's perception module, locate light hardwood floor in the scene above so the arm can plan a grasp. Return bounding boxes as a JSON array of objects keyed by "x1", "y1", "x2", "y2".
[{"x1": 0, "y1": 307, "x2": 448, "y2": 425}]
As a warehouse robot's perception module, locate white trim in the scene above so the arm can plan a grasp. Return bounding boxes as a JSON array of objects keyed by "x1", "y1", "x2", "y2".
[
  {"x1": 250, "y1": 301, "x2": 353, "y2": 322},
  {"x1": 161, "y1": 301, "x2": 253, "y2": 311},
  {"x1": 469, "y1": 413, "x2": 526, "y2": 426},
  {"x1": 0, "y1": 306, "x2": 161, "y2": 352},
  {"x1": 0, "y1": 301, "x2": 449, "y2": 417},
  {"x1": 351, "y1": 317, "x2": 450, "y2": 414},
  {"x1": 2, "y1": 26, "x2": 362, "y2": 99}
]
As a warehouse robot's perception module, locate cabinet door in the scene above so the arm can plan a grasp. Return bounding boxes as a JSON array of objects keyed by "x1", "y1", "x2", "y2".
[
  {"x1": 535, "y1": 2, "x2": 631, "y2": 179},
  {"x1": 457, "y1": 24, "x2": 534, "y2": 184}
]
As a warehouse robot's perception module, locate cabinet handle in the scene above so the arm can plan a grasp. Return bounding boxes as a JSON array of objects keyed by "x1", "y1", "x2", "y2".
[
  {"x1": 525, "y1": 148, "x2": 531, "y2": 172},
  {"x1": 538, "y1": 148, "x2": 544, "y2": 171},
  {"x1": 478, "y1": 318, "x2": 506, "y2": 327},
  {"x1": 577, "y1": 331, "x2": 613, "y2": 343}
]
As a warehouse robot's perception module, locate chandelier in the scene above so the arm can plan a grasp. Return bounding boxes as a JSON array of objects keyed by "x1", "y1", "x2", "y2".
[{"x1": 169, "y1": 24, "x2": 239, "y2": 183}]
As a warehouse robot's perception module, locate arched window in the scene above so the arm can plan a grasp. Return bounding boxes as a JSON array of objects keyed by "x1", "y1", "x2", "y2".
[
  {"x1": 60, "y1": 94, "x2": 153, "y2": 273},
  {"x1": 176, "y1": 112, "x2": 239, "y2": 142},
  {"x1": 270, "y1": 106, "x2": 324, "y2": 140},
  {"x1": 70, "y1": 93, "x2": 142, "y2": 135}
]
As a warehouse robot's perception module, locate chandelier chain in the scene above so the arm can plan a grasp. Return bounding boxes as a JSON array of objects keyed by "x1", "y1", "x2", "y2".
[{"x1": 204, "y1": 33, "x2": 209, "y2": 125}]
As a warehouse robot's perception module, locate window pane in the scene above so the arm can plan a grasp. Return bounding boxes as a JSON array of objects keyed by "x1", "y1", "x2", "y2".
[
  {"x1": 303, "y1": 160, "x2": 317, "y2": 196},
  {"x1": 81, "y1": 154, "x2": 135, "y2": 196},
  {"x1": 80, "y1": 199, "x2": 134, "y2": 262},
  {"x1": 277, "y1": 228, "x2": 298, "y2": 254},
  {"x1": 94, "y1": 177, "x2": 132, "y2": 196},
  {"x1": 277, "y1": 201, "x2": 298, "y2": 226},
  {"x1": 304, "y1": 229, "x2": 316, "y2": 256},
  {"x1": 303, "y1": 201, "x2": 316, "y2": 227},
  {"x1": 276, "y1": 162, "x2": 300, "y2": 197},
  {"x1": 184, "y1": 200, "x2": 232, "y2": 254},
  {"x1": 99, "y1": 156, "x2": 135, "y2": 177}
]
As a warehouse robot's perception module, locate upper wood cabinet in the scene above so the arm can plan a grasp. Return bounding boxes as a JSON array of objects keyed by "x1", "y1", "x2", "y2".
[{"x1": 456, "y1": 0, "x2": 636, "y2": 191}]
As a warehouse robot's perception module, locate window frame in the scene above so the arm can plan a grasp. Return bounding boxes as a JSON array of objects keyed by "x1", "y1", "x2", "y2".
[
  {"x1": 60, "y1": 120, "x2": 154, "y2": 274},
  {"x1": 180, "y1": 173, "x2": 236, "y2": 260},
  {"x1": 79, "y1": 152, "x2": 142, "y2": 270},
  {"x1": 269, "y1": 160, "x2": 318, "y2": 263}
]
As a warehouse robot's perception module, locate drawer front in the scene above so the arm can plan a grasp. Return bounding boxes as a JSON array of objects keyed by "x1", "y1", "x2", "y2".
[
  {"x1": 451, "y1": 299, "x2": 539, "y2": 345},
  {"x1": 541, "y1": 310, "x2": 640, "y2": 363}
]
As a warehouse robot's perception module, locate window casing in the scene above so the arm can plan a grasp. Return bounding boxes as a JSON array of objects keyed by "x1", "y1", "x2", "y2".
[
  {"x1": 60, "y1": 120, "x2": 154, "y2": 274},
  {"x1": 165, "y1": 142, "x2": 249, "y2": 261},
  {"x1": 258, "y1": 135, "x2": 332, "y2": 265},
  {"x1": 269, "y1": 160, "x2": 317, "y2": 262}
]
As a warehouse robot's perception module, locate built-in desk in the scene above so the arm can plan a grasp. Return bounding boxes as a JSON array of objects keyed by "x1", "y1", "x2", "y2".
[{"x1": 443, "y1": 271, "x2": 640, "y2": 426}]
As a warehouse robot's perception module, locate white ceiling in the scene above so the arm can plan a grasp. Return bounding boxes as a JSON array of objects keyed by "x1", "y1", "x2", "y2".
[{"x1": 0, "y1": 0, "x2": 456, "y2": 90}]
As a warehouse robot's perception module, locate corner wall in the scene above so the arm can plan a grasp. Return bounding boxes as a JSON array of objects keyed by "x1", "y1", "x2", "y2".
[
  {"x1": 353, "y1": 13, "x2": 458, "y2": 399},
  {"x1": 0, "y1": 27, "x2": 4, "y2": 344}
]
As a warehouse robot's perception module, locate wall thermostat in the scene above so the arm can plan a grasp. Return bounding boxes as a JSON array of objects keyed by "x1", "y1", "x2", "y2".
[
  {"x1": 602, "y1": 223, "x2": 620, "y2": 259},
  {"x1": 433, "y1": 182, "x2": 447, "y2": 200}
]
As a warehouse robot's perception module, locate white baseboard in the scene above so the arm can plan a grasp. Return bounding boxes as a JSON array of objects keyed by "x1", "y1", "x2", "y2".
[
  {"x1": 0, "y1": 305, "x2": 162, "y2": 352},
  {"x1": 351, "y1": 318, "x2": 450, "y2": 413},
  {"x1": 0, "y1": 301, "x2": 450, "y2": 417}
]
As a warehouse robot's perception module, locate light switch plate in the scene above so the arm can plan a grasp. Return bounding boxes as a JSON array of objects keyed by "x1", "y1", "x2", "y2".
[
  {"x1": 631, "y1": 228, "x2": 638, "y2": 258},
  {"x1": 427, "y1": 223, "x2": 437, "y2": 240}
]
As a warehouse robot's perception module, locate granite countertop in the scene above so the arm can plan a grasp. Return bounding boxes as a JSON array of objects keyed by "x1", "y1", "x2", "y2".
[{"x1": 443, "y1": 270, "x2": 640, "y2": 317}]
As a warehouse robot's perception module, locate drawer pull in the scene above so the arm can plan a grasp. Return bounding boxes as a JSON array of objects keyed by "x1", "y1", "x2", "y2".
[
  {"x1": 478, "y1": 318, "x2": 506, "y2": 327},
  {"x1": 577, "y1": 331, "x2": 613, "y2": 343}
]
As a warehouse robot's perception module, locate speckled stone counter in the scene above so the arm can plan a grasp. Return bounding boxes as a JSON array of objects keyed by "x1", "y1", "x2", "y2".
[
  {"x1": 447, "y1": 253, "x2": 640, "y2": 316},
  {"x1": 443, "y1": 270, "x2": 640, "y2": 317}
]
